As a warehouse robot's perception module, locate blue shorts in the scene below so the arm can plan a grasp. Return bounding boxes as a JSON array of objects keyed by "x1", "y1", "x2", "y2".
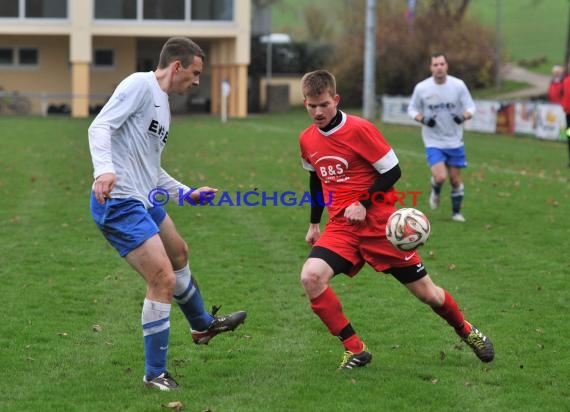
[
  {"x1": 425, "y1": 146, "x2": 467, "y2": 168},
  {"x1": 90, "y1": 192, "x2": 167, "y2": 257}
]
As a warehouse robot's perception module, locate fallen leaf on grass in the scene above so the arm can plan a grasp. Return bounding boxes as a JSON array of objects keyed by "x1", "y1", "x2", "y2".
[
  {"x1": 447, "y1": 264, "x2": 456, "y2": 270},
  {"x1": 162, "y1": 401, "x2": 183, "y2": 411}
]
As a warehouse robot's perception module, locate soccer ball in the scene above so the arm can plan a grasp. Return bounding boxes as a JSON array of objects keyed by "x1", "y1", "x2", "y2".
[{"x1": 385, "y1": 208, "x2": 431, "y2": 251}]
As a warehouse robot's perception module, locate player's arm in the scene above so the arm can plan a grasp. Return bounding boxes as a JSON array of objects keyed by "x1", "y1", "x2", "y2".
[
  {"x1": 305, "y1": 171, "x2": 323, "y2": 246},
  {"x1": 343, "y1": 161, "x2": 401, "y2": 223},
  {"x1": 88, "y1": 111, "x2": 118, "y2": 204},
  {"x1": 359, "y1": 163, "x2": 401, "y2": 208},
  {"x1": 344, "y1": 134, "x2": 401, "y2": 221},
  {"x1": 88, "y1": 78, "x2": 146, "y2": 204},
  {"x1": 309, "y1": 171, "x2": 325, "y2": 224},
  {"x1": 407, "y1": 86, "x2": 435, "y2": 127},
  {"x1": 158, "y1": 168, "x2": 218, "y2": 205},
  {"x1": 455, "y1": 81, "x2": 476, "y2": 123}
]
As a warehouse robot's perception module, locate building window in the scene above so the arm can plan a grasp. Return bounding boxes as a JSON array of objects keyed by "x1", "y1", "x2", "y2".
[
  {"x1": 0, "y1": 49, "x2": 15, "y2": 65},
  {"x1": 143, "y1": 0, "x2": 184, "y2": 20},
  {"x1": 191, "y1": 0, "x2": 233, "y2": 21},
  {"x1": 0, "y1": 0, "x2": 19, "y2": 17},
  {"x1": 95, "y1": 0, "x2": 136, "y2": 19},
  {"x1": 93, "y1": 49, "x2": 115, "y2": 67},
  {"x1": 26, "y1": 0, "x2": 67, "y2": 18},
  {"x1": 0, "y1": 47, "x2": 39, "y2": 67},
  {"x1": 0, "y1": 0, "x2": 67, "y2": 18},
  {"x1": 93, "y1": 0, "x2": 233, "y2": 21},
  {"x1": 19, "y1": 48, "x2": 39, "y2": 66}
]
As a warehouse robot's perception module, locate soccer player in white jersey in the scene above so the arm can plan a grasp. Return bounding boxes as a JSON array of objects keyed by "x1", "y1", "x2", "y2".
[
  {"x1": 88, "y1": 37, "x2": 246, "y2": 391},
  {"x1": 407, "y1": 53, "x2": 476, "y2": 222}
]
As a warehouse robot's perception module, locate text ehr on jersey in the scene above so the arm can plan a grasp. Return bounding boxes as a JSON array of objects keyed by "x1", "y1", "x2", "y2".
[{"x1": 148, "y1": 119, "x2": 169, "y2": 144}]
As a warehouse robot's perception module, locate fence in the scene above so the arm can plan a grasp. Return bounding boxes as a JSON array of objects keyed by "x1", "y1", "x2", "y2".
[
  {"x1": 380, "y1": 95, "x2": 567, "y2": 142},
  {"x1": 0, "y1": 91, "x2": 113, "y2": 116}
]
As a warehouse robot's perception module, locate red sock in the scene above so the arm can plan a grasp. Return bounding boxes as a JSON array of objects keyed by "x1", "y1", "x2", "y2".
[
  {"x1": 310, "y1": 287, "x2": 363, "y2": 353},
  {"x1": 432, "y1": 289, "x2": 471, "y2": 337}
]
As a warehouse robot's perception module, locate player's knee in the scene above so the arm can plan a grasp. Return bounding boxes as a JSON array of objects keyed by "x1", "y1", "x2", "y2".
[
  {"x1": 450, "y1": 177, "x2": 462, "y2": 188},
  {"x1": 433, "y1": 175, "x2": 446, "y2": 186},
  {"x1": 418, "y1": 287, "x2": 444, "y2": 307},
  {"x1": 148, "y1": 267, "x2": 176, "y2": 296},
  {"x1": 171, "y1": 242, "x2": 189, "y2": 268},
  {"x1": 300, "y1": 265, "x2": 327, "y2": 292}
]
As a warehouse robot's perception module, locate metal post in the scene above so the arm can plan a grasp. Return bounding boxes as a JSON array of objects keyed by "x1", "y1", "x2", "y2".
[
  {"x1": 362, "y1": 0, "x2": 377, "y2": 120},
  {"x1": 266, "y1": 40, "x2": 272, "y2": 85},
  {"x1": 495, "y1": 0, "x2": 502, "y2": 90},
  {"x1": 565, "y1": 0, "x2": 570, "y2": 65}
]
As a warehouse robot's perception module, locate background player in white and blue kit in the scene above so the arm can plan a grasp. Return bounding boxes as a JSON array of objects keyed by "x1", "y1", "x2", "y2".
[
  {"x1": 88, "y1": 37, "x2": 246, "y2": 391},
  {"x1": 408, "y1": 53, "x2": 476, "y2": 222}
]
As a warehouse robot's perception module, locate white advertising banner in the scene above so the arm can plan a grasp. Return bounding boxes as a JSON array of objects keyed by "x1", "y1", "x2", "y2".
[
  {"x1": 534, "y1": 103, "x2": 566, "y2": 140},
  {"x1": 380, "y1": 95, "x2": 565, "y2": 142},
  {"x1": 514, "y1": 102, "x2": 537, "y2": 135},
  {"x1": 380, "y1": 95, "x2": 417, "y2": 126},
  {"x1": 464, "y1": 100, "x2": 500, "y2": 134}
]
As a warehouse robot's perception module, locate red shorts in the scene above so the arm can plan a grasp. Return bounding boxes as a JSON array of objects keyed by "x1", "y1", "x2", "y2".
[{"x1": 314, "y1": 207, "x2": 423, "y2": 277}]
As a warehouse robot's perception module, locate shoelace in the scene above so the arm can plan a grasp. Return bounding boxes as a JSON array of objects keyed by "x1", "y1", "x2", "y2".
[
  {"x1": 211, "y1": 305, "x2": 221, "y2": 317},
  {"x1": 466, "y1": 331, "x2": 487, "y2": 350},
  {"x1": 339, "y1": 351, "x2": 355, "y2": 367}
]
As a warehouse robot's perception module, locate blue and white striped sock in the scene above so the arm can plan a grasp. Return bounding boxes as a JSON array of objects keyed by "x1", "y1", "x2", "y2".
[
  {"x1": 451, "y1": 183, "x2": 464, "y2": 214},
  {"x1": 431, "y1": 176, "x2": 443, "y2": 195},
  {"x1": 142, "y1": 299, "x2": 171, "y2": 379},
  {"x1": 173, "y1": 264, "x2": 214, "y2": 331}
]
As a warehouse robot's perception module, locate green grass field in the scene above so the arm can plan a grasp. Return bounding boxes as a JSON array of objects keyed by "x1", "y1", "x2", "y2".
[
  {"x1": 1, "y1": 111, "x2": 569, "y2": 411},
  {"x1": 469, "y1": 0, "x2": 568, "y2": 72}
]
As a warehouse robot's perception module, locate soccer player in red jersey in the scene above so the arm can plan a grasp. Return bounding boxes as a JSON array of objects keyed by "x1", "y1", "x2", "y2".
[
  {"x1": 298, "y1": 70, "x2": 494, "y2": 369},
  {"x1": 561, "y1": 61, "x2": 570, "y2": 167}
]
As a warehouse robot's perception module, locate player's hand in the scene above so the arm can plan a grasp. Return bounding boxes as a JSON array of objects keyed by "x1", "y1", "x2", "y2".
[
  {"x1": 93, "y1": 172, "x2": 116, "y2": 204},
  {"x1": 190, "y1": 186, "x2": 218, "y2": 205},
  {"x1": 305, "y1": 223, "x2": 321, "y2": 246},
  {"x1": 422, "y1": 116, "x2": 436, "y2": 127},
  {"x1": 344, "y1": 202, "x2": 367, "y2": 224},
  {"x1": 453, "y1": 114, "x2": 465, "y2": 124}
]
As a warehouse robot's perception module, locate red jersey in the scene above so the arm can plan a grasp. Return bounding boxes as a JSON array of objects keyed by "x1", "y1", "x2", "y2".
[
  {"x1": 548, "y1": 80, "x2": 563, "y2": 105},
  {"x1": 561, "y1": 75, "x2": 570, "y2": 114},
  {"x1": 300, "y1": 111, "x2": 399, "y2": 219}
]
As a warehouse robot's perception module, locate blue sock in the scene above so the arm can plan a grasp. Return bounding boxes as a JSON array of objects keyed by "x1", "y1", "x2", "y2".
[
  {"x1": 430, "y1": 176, "x2": 442, "y2": 195},
  {"x1": 451, "y1": 183, "x2": 464, "y2": 214},
  {"x1": 173, "y1": 264, "x2": 214, "y2": 331},
  {"x1": 142, "y1": 299, "x2": 171, "y2": 379}
]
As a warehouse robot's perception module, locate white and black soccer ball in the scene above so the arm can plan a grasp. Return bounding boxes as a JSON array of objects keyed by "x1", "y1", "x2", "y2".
[{"x1": 385, "y1": 208, "x2": 431, "y2": 251}]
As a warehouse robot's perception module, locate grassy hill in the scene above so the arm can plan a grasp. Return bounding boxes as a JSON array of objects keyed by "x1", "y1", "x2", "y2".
[
  {"x1": 272, "y1": 0, "x2": 569, "y2": 73},
  {"x1": 468, "y1": 0, "x2": 568, "y2": 72}
]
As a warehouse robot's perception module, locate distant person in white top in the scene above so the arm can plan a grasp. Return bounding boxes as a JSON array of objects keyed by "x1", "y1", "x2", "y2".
[
  {"x1": 408, "y1": 53, "x2": 476, "y2": 222},
  {"x1": 88, "y1": 37, "x2": 246, "y2": 391}
]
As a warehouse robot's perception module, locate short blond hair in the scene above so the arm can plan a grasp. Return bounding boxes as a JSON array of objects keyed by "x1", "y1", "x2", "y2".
[
  {"x1": 301, "y1": 70, "x2": 336, "y2": 98},
  {"x1": 158, "y1": 37, "x2": 205, "y2": 69}
]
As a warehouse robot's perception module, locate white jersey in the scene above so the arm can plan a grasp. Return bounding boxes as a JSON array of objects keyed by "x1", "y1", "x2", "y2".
[
  {"x1": 88, "y1": 72, "x2": 190, "y2": 208},
  {"x1": 407, "y1": 75, "x2": 475, "y2": 149}
]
